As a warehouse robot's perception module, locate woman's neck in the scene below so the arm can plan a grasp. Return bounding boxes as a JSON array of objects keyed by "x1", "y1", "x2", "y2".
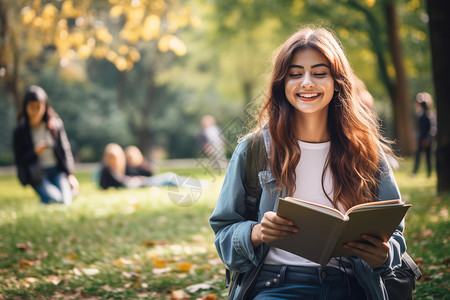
[
  {"x1": 294, "y1": 112, "x2": 330, "y2": 143},
  {"x1": 29, "y1": 120, "x2": 44, "y2": 128}
]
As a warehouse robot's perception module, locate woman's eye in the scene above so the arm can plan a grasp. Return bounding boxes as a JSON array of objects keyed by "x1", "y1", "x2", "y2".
[
  {"x1": 290, "y1": 73, "x2": 303, "y2": 77},
  {"x1": 314, "y1": 73, "x2": 326, "y2": 77}
]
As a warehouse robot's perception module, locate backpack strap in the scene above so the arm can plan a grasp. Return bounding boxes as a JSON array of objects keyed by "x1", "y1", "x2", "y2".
[
  {"x1": 244, "y1": 132, "x2": 268, "y2": 222},
  {"x1": 225, "y1": 132, "x2": 268, "y2": 292},
  {"x1": 402, "y1": 252, "x2": 423, "y2": 281}
]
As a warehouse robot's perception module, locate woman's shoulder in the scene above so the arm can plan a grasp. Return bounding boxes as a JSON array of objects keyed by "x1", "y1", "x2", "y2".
[{"x1": 49, "y1": 117, "x2": 64, "y2": 130}]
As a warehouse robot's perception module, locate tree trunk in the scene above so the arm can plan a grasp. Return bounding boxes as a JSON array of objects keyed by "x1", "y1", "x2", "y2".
[
  {"x1": 346, "y1": 1, "x2": 414, "y2": 154},
  {"x1": 427, "y1": 0, "x2": 450, "y2": 193},
  {"x1": 385, "y1": 3, "x2": 415, "y2": 155},
  {"x1": 0, "y1": 0, "x2": 21, "y2": 110}
]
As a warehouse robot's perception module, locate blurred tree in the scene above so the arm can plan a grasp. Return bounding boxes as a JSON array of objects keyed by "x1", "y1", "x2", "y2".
[
  {"x1": 344, "y1": 0, "x2": 415, "y2": 154},
  {"x1": 0, "y1": 0, "x2": 198, "y2": 159},
  {"x1": 205, "y1": 0, "x2": 430, "y2": 155},
  {"x1": 427, "y1": 0, "x2": 450, "y2": 192}
]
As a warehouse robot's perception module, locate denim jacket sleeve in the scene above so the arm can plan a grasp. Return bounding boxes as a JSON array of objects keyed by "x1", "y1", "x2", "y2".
[
  {"x1": 209, "y1": 138, "x2": 265, "y2": 273},
  {"x1": 352, "y1": 154, "x2": 406, "y2": 300}
]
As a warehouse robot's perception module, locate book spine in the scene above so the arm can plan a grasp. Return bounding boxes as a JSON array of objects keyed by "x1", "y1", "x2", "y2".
[{"x1": 319, "y1": 221, "x2": 345, "y2": 266}]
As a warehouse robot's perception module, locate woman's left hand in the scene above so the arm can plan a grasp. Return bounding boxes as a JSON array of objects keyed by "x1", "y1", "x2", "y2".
[
  {"x1": 68, "y1": 174, "x2": 79, "y2": 196},
  {"x1": 343, "y1": 235, "x2": 390, "y2": 268}
]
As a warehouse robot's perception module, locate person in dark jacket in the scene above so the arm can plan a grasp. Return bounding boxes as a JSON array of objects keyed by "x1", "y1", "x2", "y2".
[
  {"x1": 13, "y1": 85, "x2": 79, "y2": 204},
  {"x1": 411, "y1": 92, "x2": 437, "y2": 177}
]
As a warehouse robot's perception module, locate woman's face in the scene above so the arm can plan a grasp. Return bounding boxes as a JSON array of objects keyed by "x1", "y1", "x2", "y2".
[
  {"x1": 26, "y1": 101, "x2": 46, "y2": 126},
  {"x1": 284, "y1": 48, "x2": 335, "y2": 118}
]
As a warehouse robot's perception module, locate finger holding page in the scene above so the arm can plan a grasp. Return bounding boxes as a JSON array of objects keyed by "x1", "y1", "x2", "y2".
[{"x1": 344, "y1": 234, "x2": 390, "y2": 268}]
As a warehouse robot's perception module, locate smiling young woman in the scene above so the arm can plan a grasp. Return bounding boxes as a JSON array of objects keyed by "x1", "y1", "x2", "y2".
[{"x1": 210, "y1": 27, "x2": 404, "y2": 300}]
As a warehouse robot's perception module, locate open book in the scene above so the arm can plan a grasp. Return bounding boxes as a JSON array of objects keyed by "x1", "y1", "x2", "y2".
[{"x1": 268, "y1": 197, "x2": 411, "y2": 266}]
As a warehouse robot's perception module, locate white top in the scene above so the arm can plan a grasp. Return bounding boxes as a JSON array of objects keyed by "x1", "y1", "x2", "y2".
[
  {"x1": 31, "y1": 123, "x2": 57, "y2": 168},
  {"x1": 265, "y1": 140, "x2": 338, "y2": 267}
]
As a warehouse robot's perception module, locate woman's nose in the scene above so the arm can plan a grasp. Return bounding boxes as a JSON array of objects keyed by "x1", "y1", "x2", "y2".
[{"x1": 301, "y1": 73, "x2": 314, "y2": 89}]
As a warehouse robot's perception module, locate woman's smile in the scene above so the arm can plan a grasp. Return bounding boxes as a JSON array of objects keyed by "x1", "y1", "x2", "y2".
[{"x1": 296, "y1": 92, "x2": 321, "y2": 101}]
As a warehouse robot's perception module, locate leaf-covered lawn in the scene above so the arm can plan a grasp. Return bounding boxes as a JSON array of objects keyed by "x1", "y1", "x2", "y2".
[
  {"x1": 0, "y1": 168, "x2": 228, "y2": 299},
  {"x1": 0, "y1": 160, "x2": 448, "y2": 299}
]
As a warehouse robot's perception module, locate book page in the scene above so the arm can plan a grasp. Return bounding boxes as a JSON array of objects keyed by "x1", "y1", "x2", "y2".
[
  {"x1": 284, "y1": 197, "x2": 345, "y2": 219},
  {"x1": 345, "y1": 199, "x2": 402, "y2": 216}
]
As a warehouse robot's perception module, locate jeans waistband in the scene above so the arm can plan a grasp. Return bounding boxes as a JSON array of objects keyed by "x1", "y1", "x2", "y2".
[{"x1": 261, "y1": 263, "x2": 354, "y2": 281}]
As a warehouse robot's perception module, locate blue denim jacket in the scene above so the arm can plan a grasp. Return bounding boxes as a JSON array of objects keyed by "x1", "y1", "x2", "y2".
[{"x1": 210, "y1": 127, "x2": 406, "y2": 300}]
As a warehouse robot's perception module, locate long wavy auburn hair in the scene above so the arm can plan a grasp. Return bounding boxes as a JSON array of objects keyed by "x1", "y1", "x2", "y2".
[{"x1": 258, "y1": 27, "x2": 393, "y2": 211}]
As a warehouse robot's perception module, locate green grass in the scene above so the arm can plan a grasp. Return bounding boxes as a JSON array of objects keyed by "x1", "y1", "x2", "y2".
[{"x1": 0, "y1": 160, "x2": 448, "y2": 299}]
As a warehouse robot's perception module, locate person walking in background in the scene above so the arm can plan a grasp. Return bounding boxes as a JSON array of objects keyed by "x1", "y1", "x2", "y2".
[
  {"x1": 125, "y1": 145, "x2": 154, "y2": 177},
  {"x1": 411, "y1": 92, "x2": 437, "y2": 178},
  {"x1": 13, "y1": 85, "x2": 79, "y2": 205},
  {"x1": 210, "y1": 27, "x2": 405, "y2": 299},
  {"x1": 198, "y1": 114, "x2": 228, "y2": 172}
]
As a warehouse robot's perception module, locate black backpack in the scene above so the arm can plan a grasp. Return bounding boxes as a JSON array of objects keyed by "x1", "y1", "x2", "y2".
[{"x1": 226, "y1": 132, "x2": 422, "y2": 300}]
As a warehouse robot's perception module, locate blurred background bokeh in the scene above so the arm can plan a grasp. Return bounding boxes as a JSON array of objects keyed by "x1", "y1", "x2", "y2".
[{"x1": 0, "y1": 0, "x2": 435, "y2": 163}]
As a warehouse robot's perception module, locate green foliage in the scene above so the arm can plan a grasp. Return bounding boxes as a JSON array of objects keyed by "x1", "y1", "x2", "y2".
[
  {"x1": 38, "y1": 70, "x2": 135, "y2": 162},
  {"x1": 0, "y1": 0, "x2": 434, "y2": 162}
]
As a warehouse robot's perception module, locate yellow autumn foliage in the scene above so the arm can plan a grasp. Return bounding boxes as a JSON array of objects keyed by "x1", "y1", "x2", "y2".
[{"x1": 22, "y1": 7, "x2": 36, "y2": 25}]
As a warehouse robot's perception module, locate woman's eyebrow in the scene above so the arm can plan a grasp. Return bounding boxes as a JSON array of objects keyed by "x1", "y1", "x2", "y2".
[{"x1": 288, "y1": 63, "x2": 330, "y2": 69}]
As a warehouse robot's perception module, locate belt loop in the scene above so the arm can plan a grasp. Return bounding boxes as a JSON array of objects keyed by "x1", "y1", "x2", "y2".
[
  {"x1": 319, "y1": 267, "x2": 328, "y2": 284},
  {"x1": 279, "y1": 265, "x2": 287, "y2": 286}
]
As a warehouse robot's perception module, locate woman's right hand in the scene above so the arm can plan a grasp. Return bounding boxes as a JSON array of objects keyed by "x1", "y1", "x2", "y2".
[
  {"x1": 34, "y1": 141, "x2": 47, "y2": 156},
  {"x1": 251, "y1": 211, "x2": 298, "y2": 248}
]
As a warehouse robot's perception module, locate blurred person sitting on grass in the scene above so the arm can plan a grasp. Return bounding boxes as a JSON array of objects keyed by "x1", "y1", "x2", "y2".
[
  {"x1": 99, "y1": 143, "x2": 209, "y2": 190},
  {"x1": 125, "y1": 145, "x2": 154, "y2": 177},
  {"x1": 13, "y1": 85, "x2": 79, "y2": 205}
]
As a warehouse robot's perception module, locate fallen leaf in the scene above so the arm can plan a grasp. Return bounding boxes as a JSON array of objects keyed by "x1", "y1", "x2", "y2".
[
  {"x1": 25, "y1": 277, "x2": 39, "y2": 283},
  {"x1": 152, "y1": 258, "x2": 167, "y2": 268},
  {"x1": 152, "y1": 267, "x2": 172, "y2": 275},
  {"x1": 19, "y1": 259, "x2": 40, "y2": 266},
  {"x1": 439, "y1": 207, "x2": 449, "y2": 218},
  {"x1": 197, "y1": 294, "x2": 216, "y2": 300},
  {"x1": 441, "y1": 257, "x2": 450, "y2": 265},
  {"x1": 101, "y1": 284, "x2": 113, "y2": 291},
  {"x1": 73, "y1": 268, "x2": 83, "y2": 276},
  {"x1": 16, "y1": 242, "x2": 32, "y2": 252},
  {"x1": 171, "y1": 289, "x2": 191, "y2": 300},
  {"x1": 186, "y1": 282, "x2": 215, "y2": 293},
  {"x1": 65, "y1": 253, "x2": 79, "y2": 259},
  {"x1": 110, "y1": 257, "x2": 131, "y2": 267},
  {"x1": 82, "y1": 268, "x2": 100, "y2": 276},
  {"x1": 176, "y1": 262, "x2": 193, "y2": 272},
  {"x1": 46, "y1": 275, "x2": 62, "y2": 285},
  {"x1": 144, "y1": 240, "x2": 169, "y2": 247}
]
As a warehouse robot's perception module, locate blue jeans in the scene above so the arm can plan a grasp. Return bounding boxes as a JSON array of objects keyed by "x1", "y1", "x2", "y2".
[
  {"x1": 143, "y1": 172, "x2": 204, "y2": 188},
  {"x1": 251, "y1": 264, "x2": 366, "y2": 300},
  {"x1": 31, "y1": 167, "x2": 72, "y2": 205}
]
